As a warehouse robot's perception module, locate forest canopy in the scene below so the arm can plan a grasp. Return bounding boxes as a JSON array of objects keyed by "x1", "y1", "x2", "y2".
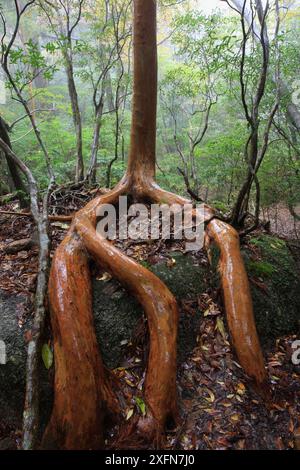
[{"x1": 0, "y1": 0, "x2": 299, "y2": 228}]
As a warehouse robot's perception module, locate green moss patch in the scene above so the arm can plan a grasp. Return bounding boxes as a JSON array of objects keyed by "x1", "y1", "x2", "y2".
[{"x1": 242, "y1": 234, "x2": 300, "y2": 345}]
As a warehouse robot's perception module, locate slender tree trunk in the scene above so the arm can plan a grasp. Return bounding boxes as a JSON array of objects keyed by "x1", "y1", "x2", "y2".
[
  {"x1": 106, "y1": 91, "x2": 122, "y2": 188},
  {"x1": 64, "y1": 55, "x2": 84, "y2": 182},
  {"x1": 2, "y1": 63, "x2": 55, "y2": 181},
  {"x1": 87, "y1": 103, "x2": 103, "y2": 184},
  {"x1": 0, "y1": 137, "x2": 51, "y2": 450},
  {"x1": 278, "y1": 78, "x2": 300, "y2": 131},
  {"x1": 0, "y1": 117, "x2": 28, "y2": 207},
  {"x1": 231, "y1": 129, "x2": 259, "y2": 227},
  {"x1": 105, "y1": 71, "x2": 115, "y2": 112}
]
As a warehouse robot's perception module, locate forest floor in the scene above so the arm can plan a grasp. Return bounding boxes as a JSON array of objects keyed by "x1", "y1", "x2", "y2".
[{"x1": 0, "y1": 188, "x2": 299, "y2": 450}]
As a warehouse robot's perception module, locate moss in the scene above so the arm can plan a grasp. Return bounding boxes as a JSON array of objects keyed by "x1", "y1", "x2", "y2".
[
  {"x1": 212, "y1": 200, "x2": 229, "y2": 213},
  {"x1": 140, "y1": 260, "x2": 152, "y2": 270},
  {"x1": 92, "y1": 234, "x2": 300, "y2": 366},
  {"x1": 250, "y1": 237, "x2": 285, "y2": 250},
  {"x1": 247, "y1": 260, "x2": 276, "y2": 278},
  {"x1": 242, "y1": 234, "x2": 300, "y2": 345},
  {"x1": 206, "y1": 234, "x2": 299, "y2": 346}
]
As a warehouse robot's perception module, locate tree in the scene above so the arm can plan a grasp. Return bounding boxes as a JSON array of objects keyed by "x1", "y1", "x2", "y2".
[
  {"x1": 38, "y1": 0, "x2": 85, "y2": 182},
  {"x1": 0, "y1": 115, "x2": 28, "y2": 207},
  {"x1": 160, "y1": 65, "x2": 216, "y2": 200},
  {"x1": 0, "y1": 135, "x2": 52, "y2": 450},
  {"x1": 228, "y1": 0, "x2": 281, "y2": 229},
  {"x1": 0, "y1": 0, "x2": 55, "y2": 182},
  {"x1": 42, "y1": 0, "x2": 267, "y2": 450},
  {"x1": 228, "y1": 0, "x2": 300, "y2": 134},
  {"x1": 78, "y1": 0, "x2": 132, "y2": 184}
]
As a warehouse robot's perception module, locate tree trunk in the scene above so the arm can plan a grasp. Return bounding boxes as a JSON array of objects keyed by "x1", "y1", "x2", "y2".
[
  {"x1": 0, "y1": 117, "x2": 28, "y2": 208},
  {"x1": 87, "y1": 103, "x2": 103, "y2": 184},
  {"x1": 231, "y1": 129, "x2": 259, "y2": 227},
  {"x1": 125, "y1": 0, "x2": 158, "y2": 191},
  {"x1": 0, "y1": 137, "x2": 51, "y2": 450},
  {"x1": 64, "y1": 55, "x2": 84, "y2": 182}
]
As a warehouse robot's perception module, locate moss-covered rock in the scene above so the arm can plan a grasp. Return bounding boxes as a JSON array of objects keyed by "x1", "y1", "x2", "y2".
[
  {"x1": 0, "y1": 291, "x2": 53, "y2": 433},
  {"x1": 241, "y1": 235, "x2": 300, "y2": 345},
  {"x1": 93, "y1": 252, "x2": 209, "y2": 368},
  {"x1": 0, "y1": 291, "x2": 28, "y2": 427},
  {"x1": 1, "y1": 235, "x2": 299, "y2": 432}
]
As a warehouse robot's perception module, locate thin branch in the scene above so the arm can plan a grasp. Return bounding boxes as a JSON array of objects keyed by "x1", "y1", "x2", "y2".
[{"x1": 8, "y1": 109, "x2": 56, "y2": 131}]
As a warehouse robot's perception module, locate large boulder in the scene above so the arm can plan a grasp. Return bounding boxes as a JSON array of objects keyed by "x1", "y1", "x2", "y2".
[
  {"x1": 242, "y1": 235, "x2": 300, "y2": 344},
  {"x1": 209, "y1": 233, "x2": 300, "y2": 345},
  {"x1": 93, "y1": 251, "x2": 209, "y2": 368},
  {"x1": 0, "y1": 252, "x2": 209, "y2": 433},
  {"x1": 0, "y1": 291, "x2": 29, "y2": 430},
  {"x1": 0, "y1": 238, "x2": 299, "y2": 438}
]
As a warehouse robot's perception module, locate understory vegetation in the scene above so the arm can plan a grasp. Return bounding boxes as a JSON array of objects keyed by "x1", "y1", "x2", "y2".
[{"x1": 0, "y1": 0, "x2": 299, "y2": 233}]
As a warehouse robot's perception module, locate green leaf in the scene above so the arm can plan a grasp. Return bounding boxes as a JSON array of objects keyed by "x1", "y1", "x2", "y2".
[
  {"x1": 216, "y1": 317, "x2": 227, "y2": 341},
  {"x1": 42, "y1": 344, "x2": 53, "y2": 370},
  {"x1": 135, "y1": 397, "x2": 146, "y2": 416}
]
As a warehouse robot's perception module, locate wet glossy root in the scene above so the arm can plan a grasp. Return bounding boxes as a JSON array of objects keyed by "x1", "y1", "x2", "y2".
[
  {"x1": 206, "y1": 218, "x2": 268, "y2": 393},
  {"x1": 43, "y1": 179, "x2": 268, "y2": 449},
  {"x1": 76, "y1": 213, "x2": 179, "y2": 439},
  {"x1": 43, "y1": 182, "x2": 179, "y2": 448}
]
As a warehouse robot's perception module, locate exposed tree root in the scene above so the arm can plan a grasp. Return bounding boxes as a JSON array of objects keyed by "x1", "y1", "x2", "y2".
[
  {"x1": 205, "y1": 219, "x2": 269, "y2": 394},
  {"x1": 42, "y1": 190, "x2": 122, "y2": 449},
  {"x1": 43, "y1": 177, "x2": 269, "y2": 449},
  {"x1": 77, "y1": 219, "x2": 179, "y2": 437},
  {"x1": 42, "y1": 232, "x2": 118, "y2": 449},
  {"x1": 144, "y1": 185, "x2": 268, "y2": 392},
  {"x1": 43, "y1": 183, "x2": 181, "y2": 448},
  {"x1": 42, "y1": 0, "x2": 268, "y2": 450}
]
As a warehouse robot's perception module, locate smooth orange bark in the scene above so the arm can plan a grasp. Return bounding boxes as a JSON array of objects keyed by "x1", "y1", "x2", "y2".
[
  {"x1": 43, "y1": 183, "x2": 181, "y2": 448},
  {"x1": 206, "y1": 219, "x2": 268, "y2": 389}
]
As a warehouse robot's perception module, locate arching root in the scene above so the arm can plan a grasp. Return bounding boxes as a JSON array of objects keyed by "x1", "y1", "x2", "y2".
[
  {"x1": 145, "y1": 184, "x2": 268, "y2": 394},
  {"x1": 76, "y1": 215, "x2": 179, "y2": 438},
  {"x1": 43, "y1": 180, "x2": 268, "y2": 449},
  {"x1": 43, "y1": 183, "x2": 179, "y2": 448},
  {"x1": 206, "y1": 218, "x2": 269, "y2": 394},
  {"x1": 42, "y1": 233, "x2": 118, "y2": 450}
]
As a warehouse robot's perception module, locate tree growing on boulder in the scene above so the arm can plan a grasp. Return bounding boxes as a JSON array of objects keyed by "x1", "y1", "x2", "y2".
[{"x1": 41, "y1": 0, "x2": 268, "y2": 450}]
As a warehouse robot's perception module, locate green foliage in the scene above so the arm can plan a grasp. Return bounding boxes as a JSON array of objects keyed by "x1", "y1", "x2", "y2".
[
  {"x1": 42, "y1": 343, "x2": 53, "y2": 370},
  {"x1": 172, "y1": 10, "x2": 238, "y2": 74},
  {"x1": 6, "y1": 39, "x2": 57, "y2": 91},
  {"x1": 134, "y1": 396, "x2": 146, "y2": 416},
  {"x1": 0, "y1": 0, "x2": 298, "y2": 225}
]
